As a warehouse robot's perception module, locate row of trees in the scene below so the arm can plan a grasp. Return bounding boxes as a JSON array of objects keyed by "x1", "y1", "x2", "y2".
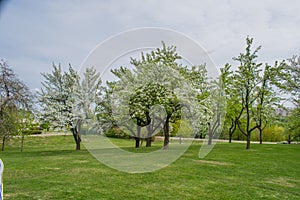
[
  {"x1": 38, "y1": 42, "x2": 214, "y2": 150},
  {"x1": 221, "y1": 38, "x2": 286, "y2": 149},
  {"x1": 1, "y1": 37, "x2": 299, "y2": 151},
  {"x1": 223, "y1": 38, "x2": 300, "y2": 147}
]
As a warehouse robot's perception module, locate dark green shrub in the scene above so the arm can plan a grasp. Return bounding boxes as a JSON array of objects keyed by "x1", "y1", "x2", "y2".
[
  {"x1": 104, "y1": 126, "x2": 131, "y2": 139},
  {"x1": 23, "y1": 126, "x2": 43, "y2": 135}
]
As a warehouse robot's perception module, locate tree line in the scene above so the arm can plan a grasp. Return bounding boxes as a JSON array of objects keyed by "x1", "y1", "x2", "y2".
[{"x1": 0, "y1": 37, "x2": 299, "y2": 151}]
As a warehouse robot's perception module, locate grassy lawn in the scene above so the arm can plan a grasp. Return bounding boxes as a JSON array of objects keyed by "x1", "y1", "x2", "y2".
[{"x1": 0, "y1": 135, "x2": 299, "y2": 200}]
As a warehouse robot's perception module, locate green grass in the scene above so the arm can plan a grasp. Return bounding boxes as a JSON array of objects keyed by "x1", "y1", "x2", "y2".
[{"x1": 0, "y1": 135, "x2": 299, "y2": 199}]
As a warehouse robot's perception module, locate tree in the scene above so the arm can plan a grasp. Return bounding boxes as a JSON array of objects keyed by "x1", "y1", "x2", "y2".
[
  {"x1": 109, "y1": 63, "x2": 183, "y2": 149},
  {"x1": 104, "y1": 42, "x2": 201, "y2": 149},
  {"x1": 38, "y1": 64, "x2": 102, "y2": 150},
  {"x1": 128, "y1": 83, "x2": 173, "y2": 148},
  {"x1": 286, "y1": 103, "x2": 300, "y2": 142},
  {"x1": 38, "y1": 64, "x2": 78, "y2": 149},
  {"x1": 231, "y1": 37, "x2": 263, "y2": 149},
  {"x1": 280, "y1": 55, "x2": 300, "y2": 142},
  {"x1": 280, "y1": 55, "x2": 300, "y2": 99},
  {"x1": 205, "y1": 78, "x2": 226, "y2": 145},
  {"x1": 178, "y1": 65, "x2": 211, "y2": 140},
  {"x1": 0, "y1": 107, "x2": 18, "y2": 151},
  {"x1": 0, "y1": 60, "x2": 32, "y2": 151},
  {"x1": 252, "y1": 62, "x2": 283, "y2": 144},
  {"x1": 221, "y1": 64, "x2": 243, "y2": 143},
  {"x1": 73, "y1": 67, "x2": 103, "y2": 147},
  {"x1": 19, "y1": 109, "x2": 35, "y2": 152}
]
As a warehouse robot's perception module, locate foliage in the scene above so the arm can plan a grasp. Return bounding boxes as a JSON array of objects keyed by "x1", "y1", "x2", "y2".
[
  {"x1": 221, "y1": 64, "x2": 242, "y2": 142},
  {"x1": 103, "y1": 125, "x2": 131, "y2": 139},
  {"x1": 222, "y1": 37, "x2": 282, "y2": 148},
  {"x1": 102, "y1": 42, "x2": 208, "y2": 149},
  {"x1": 38, "y1": 64, "x2": 77, "y2": 129},
  {"x1": 286, "y1": 104, "x2": 300, "y2": 141},
  {"x1": 251, "y1": 125, "x2": 285, "y2": 142},
  {"x1": 40, "y1": 121, "x2": 50, "y2": 131},
  {"x1": 0, "y1": 60, "x2": 33, "y2": 151},
  {"x1": 38, "y1": 64, "x2": 102, "y2": 150},
  {"x1": 279, "y1": 56, "x2": 300, "y2": 142},
  {"x1": 170, "y1": 119, "x2": 193, "y2": 138}
]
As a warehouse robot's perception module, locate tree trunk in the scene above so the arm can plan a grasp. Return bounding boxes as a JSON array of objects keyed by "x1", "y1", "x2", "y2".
[
  {"x1": 1, "y1": 136, "x2": 5, "y2": 151},
  {"x1": 135, "y1": 125, "x2": 141, "y2": 148},
  {"x1": 246, "y1": 134, "x2": 251, "y2": 150},
  {"x1": 228, "y1": 120, "x2": 236, "y2": 143},
  {"x1": 134, "y1": 137, "x2": 140, "y2": 148},
  {"x1": 208, "y1": 123, "x2": 213, "y2": 145},
  {"x1": 163, "y1": 116, "x2": 170, "y2": 150},
  {"x1": 259, "y1": 128, "x2": 263, "y2": 144},
  {"x1": 208, "y1": 133, "x2": 213, "y2": 145},
  {"x1": 146, "y1": 126, "x2": 152, "y2": 147},
  {"x1": 229, "y1": 132, "x2": 232, "y2": 143},
  {"x1": 71, "y1": 127, "x2": 81, "y2": 151},
  {"x1": 76, "y1": 137, "x2": 81, "y2": 150},
  {"x1": 146, "y1": 137, "x2": 152, "y2": 147},
  {"x1": 21, "y1": 133, "x2": 25, "y2": 152}
]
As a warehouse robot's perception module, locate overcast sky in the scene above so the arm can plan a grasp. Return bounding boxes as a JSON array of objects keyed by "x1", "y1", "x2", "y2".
[{"x1": 0, "y1": 0, "x2": 299, "y2": 91}]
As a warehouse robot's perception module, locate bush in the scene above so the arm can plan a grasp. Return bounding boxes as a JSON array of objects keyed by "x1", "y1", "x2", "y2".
[
  {"x1": 40, "y1": 122, "x2": 50, "y2": 131},
  {"x1": 23, "y1": 126, "x2": 43, "y2": 135},
  {"x1": 251, "y1": 126, "x2": 286, "y2": 142},
  {"x1": 170, "y1": 120, "x2": 195, "y2": 138},
  {"x1": 104, "y1": 126, "x2": 131, "y2": 139}
]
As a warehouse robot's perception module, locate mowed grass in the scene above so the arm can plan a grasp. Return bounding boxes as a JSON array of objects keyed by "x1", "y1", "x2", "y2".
[{"x1": 0, "y1": 135, "x2": 299, "y2": 200}]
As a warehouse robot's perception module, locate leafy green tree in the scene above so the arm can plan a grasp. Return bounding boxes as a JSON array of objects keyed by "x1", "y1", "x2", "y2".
[
  {"x1": 280, "y1": 55, "x2": 300, "y2": 99},
  {"x1": 226, "y1": 37, "x2": 284, "y2": 148},
  {"x1": 128, "y1": 83, "x2": 177, "y2": 148},
  {"x1": 280, "y1": 55, "x2": 300, "y2": 142},
  {"x1": 252, "y1": 62, "x2": 283, "y2": 144},
  {"x1": 0, "y1": 107, "x2": 18, "y2": 151},
  {"x1": 221, "y1": 64, "x2": 243, "y2": 143},
  {"x1": 286, "y1": 103, "x2": 300, "y2": 142},
  {"x1": 110, "y1": 62, "x2": 182, "y2": 149},
  {"x1": 0, "y1": 60, "x2": 32, "y2": 151},
  {"x1": 105, "y1": 43, "x2": 203, "y2": 149},
  {"x1": 230, "y1": 37, "x2": 263, "y2": 149}
]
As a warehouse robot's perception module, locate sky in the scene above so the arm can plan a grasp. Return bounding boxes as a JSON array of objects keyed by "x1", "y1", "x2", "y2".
[{"x1": 0, "y1": 0, "x2": 300, "y2": 91}]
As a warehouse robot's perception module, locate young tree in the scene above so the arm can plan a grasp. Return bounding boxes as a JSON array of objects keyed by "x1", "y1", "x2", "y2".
[
  {"x1": 281, "y1": 55, "x2": 300, "y2": 99},
  {"x1": 73, "y1": 67, "x2": 103, "y2": 148},
  {"x1": 252, "y1": 63, "x2": 283, "y2": 144},
  {"x1": 280, "y1": 55, "x2": 300, "y2": 142},
  {"x1": 0, "y1": 107, "x2": 18, "y2": 151},
  {"x1": 231, "y1": 37, "x2": 263, "y2": 149},
  {"x1": 205, "y1": 78, "x2": 226, "y2": 145},
  {"x1": 287, "y1": 103, "x2": 300, "y2": 142},
  {"x1": 221, "y1": 64, "x2": 243, "y2": 143},
  {"x1": 38, "y1": 64, "x2": 78, "y2": 148},
  {"x1": 38, "y1": 64, "x2": 102, "y2": 150},
  {"x1": 0, "y1": 60, "x2": 32, "y2": 151}
]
